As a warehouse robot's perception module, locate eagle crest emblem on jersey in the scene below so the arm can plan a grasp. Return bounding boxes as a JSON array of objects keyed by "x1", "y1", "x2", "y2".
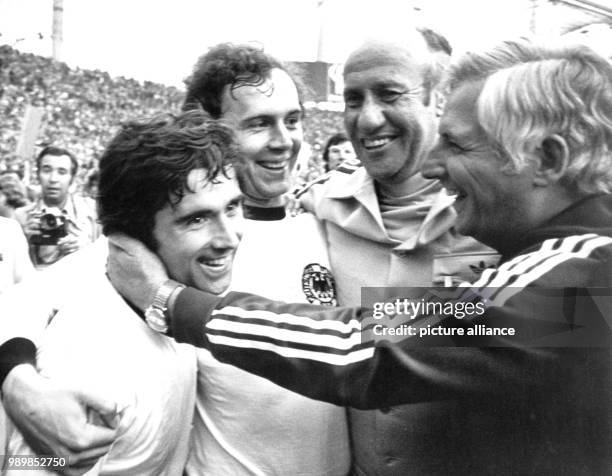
[{"x1": 302, "y1": 263, "x2": 337, "y2": 306}]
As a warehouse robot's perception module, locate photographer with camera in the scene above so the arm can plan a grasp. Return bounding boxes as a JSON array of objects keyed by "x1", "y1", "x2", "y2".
[{"x1": 15, "y1": 147, "x2": 100, "y2": 268}]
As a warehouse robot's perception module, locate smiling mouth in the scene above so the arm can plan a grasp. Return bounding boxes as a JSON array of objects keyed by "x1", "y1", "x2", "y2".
[
  {"x1": 361, "y1": 137, "x2": 395, "y2": 150},
  {"x1": 257, "y1": 160, "x2": 289, "y2": 171},
  {"x1": 197, "y1": 255, "x2": 232, "y2": 270}
]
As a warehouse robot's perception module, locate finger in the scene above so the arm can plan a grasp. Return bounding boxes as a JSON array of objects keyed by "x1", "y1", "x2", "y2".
[
  {"x1": 107, "y1": 233, "x2": 148, "y2": 253},
  {"x1": 106, "y1": 233, "x2": 134, "y2": 250},
  {"x1": 66, "y1": 438, "x2": 113, "y2": 464},
  {"x1": 77, "y1": 389, "x2": 118, "y2": 420}
]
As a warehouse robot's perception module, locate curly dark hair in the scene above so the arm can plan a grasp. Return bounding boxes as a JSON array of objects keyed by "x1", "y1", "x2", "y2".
[
  {"x1": 97, "y1": 110, "x2": 238, "y2": 250},
  {"x1": 183, "y1": 43, "x2": 303, "y2": 117}
]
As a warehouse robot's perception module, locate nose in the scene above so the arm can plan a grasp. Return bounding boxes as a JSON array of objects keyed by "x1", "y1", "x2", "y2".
[
  {"x1": 48, "y1": 170, "x2": 61, "y2": 182},
  {"x1": 357, "y1": 95, "x2": 385, "y2": 132},
  {"x1": 210, "y1": 214, "x2": 242, "y2": 251},
  {"x1": 268, "y1": 122, "x2": 293, "y2": 151},
  {"x1": 420, "y1": 142, "x2": 447, "y2": 180}
]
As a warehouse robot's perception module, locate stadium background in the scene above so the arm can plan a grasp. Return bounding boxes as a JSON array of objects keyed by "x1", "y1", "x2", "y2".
[{"x1": 1, "y1": 0, "x2": 611, "y2": 190}]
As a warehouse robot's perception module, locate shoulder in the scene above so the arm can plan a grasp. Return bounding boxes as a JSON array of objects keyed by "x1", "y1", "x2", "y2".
[
  {"x1": 72, "y1": 194, "x2": 96, "y2": 210},
  {"x1": 477, "y1": 234, "x2": 612, "y2": 296},
  {"x1": 293, "y1": 160, "x2": 363, "y2": 200}
]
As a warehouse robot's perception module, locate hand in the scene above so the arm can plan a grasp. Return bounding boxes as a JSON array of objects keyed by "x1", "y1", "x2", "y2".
[
  {"x1": 23, "y1": 211, "x2": 42, "y2": 238},
  {"x1": 57, "y1": 236, "x2": 80, "y2": 256},
  {"x1": 2, "y1": 365, "x2": 119, "y2": 475},
  {"x1": 285, "y1": 195, "x2": 305, "y2": 217},
  {"x1": 106, "y1": 233, "x2": 169, "y2": 311}
]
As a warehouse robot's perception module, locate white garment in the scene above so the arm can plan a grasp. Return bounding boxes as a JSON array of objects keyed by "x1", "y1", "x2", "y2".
[
  {"x1": 6, "y1": 265, "x2": 197, "y2": 476},
  {"x1": 186, "y1": 211, "x2": 350, "y2": 476},
  {"x1": 0, "y1": 216, "x2": 33, "y2": 294},
  {"x1": 0, "y1": 237, "x2": 107, "y2": 347}
]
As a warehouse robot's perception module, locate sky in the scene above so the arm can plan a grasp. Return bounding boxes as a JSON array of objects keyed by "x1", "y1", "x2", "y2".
[{"x1": 1, "y1": 0, "x2": 610, "y2": 88}]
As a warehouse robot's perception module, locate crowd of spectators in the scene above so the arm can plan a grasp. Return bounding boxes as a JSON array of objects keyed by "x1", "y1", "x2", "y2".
[{"x1": 0, "y1": 45, "x2": 345, "y2": 190}]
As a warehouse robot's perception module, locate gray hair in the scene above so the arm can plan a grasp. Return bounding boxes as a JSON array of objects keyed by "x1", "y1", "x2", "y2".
[{"x1": 450, "y1": 39, "x2": 612, "y2": 194}]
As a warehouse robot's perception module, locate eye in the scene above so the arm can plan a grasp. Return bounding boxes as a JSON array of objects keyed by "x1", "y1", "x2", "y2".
[
  {"x1": 186, "y1": 215, "x2": 209, "y2": 227},
  {"x1": 440, "y1": 134, "x2": 464, "y2": 153},
  {"x1": 246, "y1": 118, "x2": 269, "y2": 129},
  {"x1": 377, "y1": 89, "x2": 404, "y2": 103},
  {"x1": 226, "y1": 201, "x2": 242, "y2": 216},
  {"x1": 285, "y1": 114, "x2": 301, "y2": 130},
  {"x1": 344, "y1": 93, "x2": 363, "y2": 108}
]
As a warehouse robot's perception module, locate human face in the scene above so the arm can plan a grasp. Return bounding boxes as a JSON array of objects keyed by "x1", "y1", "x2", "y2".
[
  {"x1": 221, "y1": 68, "x2": 303, "y2": 207},
  {"x1": 343, "y1": 41, "x2": 438, "y2": 185},
  {"x1": 152, "y1": 168, "x2": 244, "y2": 295},
  {"x1": 38, "y1": 154, "x2": 74, "y2": 206},
  {"x1": 421, "y1": 81, "x2": 536, "y2": 248},
  {"x1": 327, "y1": 140, "x2": 356, "y2": 170}
]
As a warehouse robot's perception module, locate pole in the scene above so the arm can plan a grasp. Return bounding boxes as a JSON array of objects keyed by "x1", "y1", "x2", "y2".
[{"x1": 52, "y1": 0, "x2": 63, "y2": 61}]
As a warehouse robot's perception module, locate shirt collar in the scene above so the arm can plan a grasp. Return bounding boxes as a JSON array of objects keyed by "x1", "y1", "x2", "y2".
[{"x1": 242, "y1": 204, "x2": 286, "y2": 221}]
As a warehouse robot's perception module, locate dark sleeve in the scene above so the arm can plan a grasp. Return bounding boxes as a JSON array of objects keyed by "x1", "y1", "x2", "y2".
[
  {"x1": 170, "y1": 285, "x2": 595, "y2": 409},
  {"x1": 0, "y1": 337, "x2": 37, "y2": 387}
]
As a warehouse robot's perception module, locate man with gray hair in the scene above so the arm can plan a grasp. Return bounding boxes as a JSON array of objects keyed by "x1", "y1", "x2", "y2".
[{"x1": 108, "y1": 39, "x2": 612, "y2": 475}]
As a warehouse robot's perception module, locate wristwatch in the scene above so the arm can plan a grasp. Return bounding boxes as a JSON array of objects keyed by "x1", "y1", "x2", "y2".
[{"x1": 144, "y1": 279, "x2": 185, "y2": 334}]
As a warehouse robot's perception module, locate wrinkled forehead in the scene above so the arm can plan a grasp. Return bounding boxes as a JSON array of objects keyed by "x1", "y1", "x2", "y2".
[
  {"x1": 221, "y1": 68, "x2": 300, "y2": 117},
  {"x1": 344, "y1": 36, "x2": 430, "y2": 76}
]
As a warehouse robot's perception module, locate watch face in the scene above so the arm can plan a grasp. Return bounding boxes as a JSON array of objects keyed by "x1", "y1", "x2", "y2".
[{"x1": 145, "y1": 307, "x2": 168, "y2": 333}]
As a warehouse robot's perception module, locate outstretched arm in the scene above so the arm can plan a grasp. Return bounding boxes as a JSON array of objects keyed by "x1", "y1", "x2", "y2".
[{"x1": 106, "y1": 234, "x2": 600, "y2": 410}]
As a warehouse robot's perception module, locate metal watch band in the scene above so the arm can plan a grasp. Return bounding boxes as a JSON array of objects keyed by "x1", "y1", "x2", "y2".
[
  {"x1": 152, "y1": 279, "x2": 183, "y2": 311},
  {"x1": 146, "y1": 279, "x2": 185, "y2": 334}
]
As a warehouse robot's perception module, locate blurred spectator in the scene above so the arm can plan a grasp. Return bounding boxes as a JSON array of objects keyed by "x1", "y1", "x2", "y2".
[
  {"x1": 321, "y1": 132, "x2": 357, "y2": 172},
  {"x1": 0, "y1": 44, "x2": 184, "y2": 191},
  {"x1": 0, "y1": 44, "x2": 344, "y2": 187},
  {"x1": 83, "y1": 169, "x2": 99, "y2": 199},
  {"x1": 15, "y1": 146, "x2": 100, "y2": 268}
]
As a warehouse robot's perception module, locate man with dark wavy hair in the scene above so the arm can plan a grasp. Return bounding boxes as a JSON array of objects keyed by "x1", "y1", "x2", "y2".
[
  {"x1": 2, "y1": 111, "x2": 244, "y2": 475},
  {"x1": 179, "y1": 43, "x2": 350, "y2": 476}
]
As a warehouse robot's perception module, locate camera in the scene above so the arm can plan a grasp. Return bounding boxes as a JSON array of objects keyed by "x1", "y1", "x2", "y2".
[{"x1": 30, "y1": 208, "x2": 69, "y2": 245}]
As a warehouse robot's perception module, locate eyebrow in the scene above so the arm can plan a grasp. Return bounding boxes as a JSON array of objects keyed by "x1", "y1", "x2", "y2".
[
  {"x1": 175, "y1": 194, "x2": 244, "y2": 224},
  {"x1": 240, "y1": 109, "x2": 302, "y2": 126}
]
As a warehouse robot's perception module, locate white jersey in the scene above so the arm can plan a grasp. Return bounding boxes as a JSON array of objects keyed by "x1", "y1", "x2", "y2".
[
  {"x1": 0, "y1": 216, "x2": 33, "y2": 294},
  {"x1": 6, "y1": 265, "x2": 197, "y2": 476},
  {"x1": 186, "y1": 208, "x2": 350, "y2": 476}
]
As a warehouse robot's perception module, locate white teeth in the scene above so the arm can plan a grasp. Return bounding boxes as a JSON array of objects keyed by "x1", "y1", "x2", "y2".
[
  {"x1": 259, "y1": 161, "x2": 287, "y2": 170},
  {"x1": 362, "y1": 137, "x2": 392, "y2": 149},
  {"x1": 200, "y1": 257, "x2": 228, "y2": 267}
]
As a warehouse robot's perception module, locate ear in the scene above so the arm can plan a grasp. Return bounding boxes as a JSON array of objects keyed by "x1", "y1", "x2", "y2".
[
  {"x1": 532, "y1": 134, "x2": 569, "y2": 186},
  {"x1": 433, "y1": 90, "x2": 446, "y2": 118}
]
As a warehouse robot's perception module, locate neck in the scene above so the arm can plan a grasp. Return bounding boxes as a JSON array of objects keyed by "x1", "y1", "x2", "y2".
[
  {"x1": 43, "y1": 195, "x2": 68, "y2": 209},
  {"x1": 376, "y1": 172, "x2": 432, "y2": 199},
  {"x1": 243, "y1": 195, "x2": 286, "y2": 209}
]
